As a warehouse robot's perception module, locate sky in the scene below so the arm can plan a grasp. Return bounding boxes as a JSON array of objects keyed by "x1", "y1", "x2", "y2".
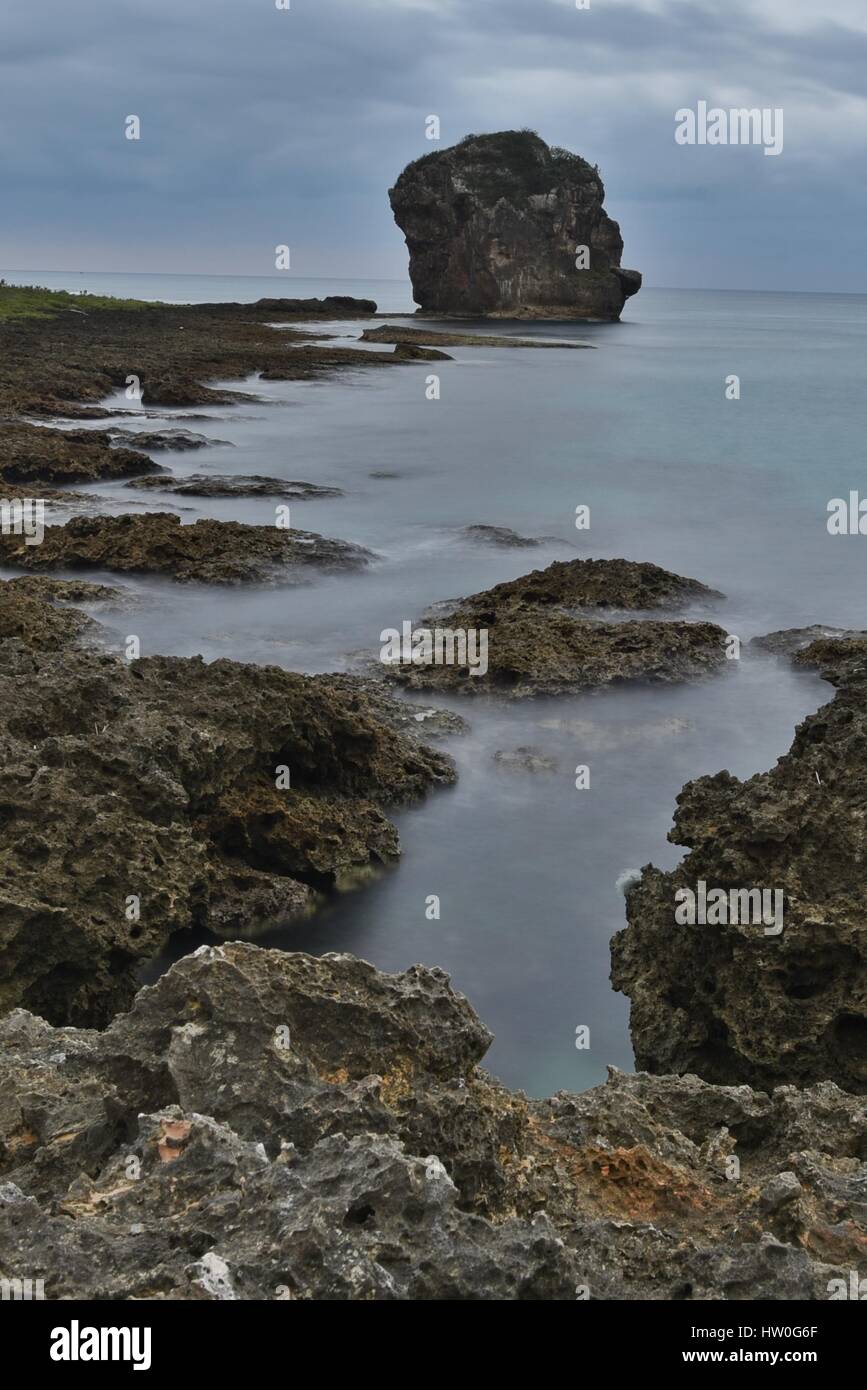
[{"x1": 2, "y1": 0, "x2": 866, "y2": 291}]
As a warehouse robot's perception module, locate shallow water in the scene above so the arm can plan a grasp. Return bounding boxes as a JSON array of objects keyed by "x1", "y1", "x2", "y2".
[{"x1": 13, "y1": 280, "x2": 867, "y2": 1095}]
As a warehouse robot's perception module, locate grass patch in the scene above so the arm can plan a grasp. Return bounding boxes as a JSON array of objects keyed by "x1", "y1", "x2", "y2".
[
  {"x1": 0, "y1": 282, "x2": 155, "y2": 321},
  {"x1": 397, "y1": 130, "x2": 594, "y2": 194}
]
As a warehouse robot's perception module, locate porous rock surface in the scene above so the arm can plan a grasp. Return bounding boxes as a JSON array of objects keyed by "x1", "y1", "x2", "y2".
[
  {"x1": 612, "y1": 638, "x2": 867, "y2": 1093},
  {"x1": 0, "y1": 298, "x2": 383, "y2": 417},
  {"x1": 463, "y1": 557, "x2": 724, "y2": 612},
  {"x1": 107, "y1": 428, "x2": 232, "y2": 452},
  {"x1": 0, "y1": 943, "x2": 863, "y2": 1301},
  {"x1": 384, "y1": 557, "x2": 728, "y2": 697},
  {"x1": 361, "y1": 325, "x2": 588, "y2": 350},
  {"x1": 0, "y1": 579, "x2": 97, "y2": 650},
  {"x1": 0, "y1": 639, "x2": 453, "y2": 1026},
  {"x1": 0, "y1": 512, "x2": 371, "y2": 583},
  {"x1": 125, "y1": 474, "x2": 342, "y2": 500},
  {"x1": 389, "y1": 131, "x2": 641, "y2": 320},
  {"x1": 462, "y1": 524, "x2": 543, "y2": 548},
  {"x1": 752, "y1": 626, "x2": 867, "y2": 657},
  {"x1": 2, "y1": 575, "x2": 123, "y2": 604},
  {"x1": 0, "y1": 422, "x2": 159, "y2": 484},
  {"x1": 391, "y1": 342, "x2": 453, "y2": 361}
]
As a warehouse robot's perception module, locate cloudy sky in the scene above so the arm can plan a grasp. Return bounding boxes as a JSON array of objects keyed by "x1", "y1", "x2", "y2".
[{"x1": 2, "y1": 0, "x2": 866, "y2": 290}]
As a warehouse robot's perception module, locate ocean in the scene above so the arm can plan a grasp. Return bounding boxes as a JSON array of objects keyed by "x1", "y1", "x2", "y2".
[
  {"x1": 0, "y1": 268, "x2": 418, "y2": 314},
  {"x1": 7, "y1": 267, "x2": 866, "y2": 1096}
]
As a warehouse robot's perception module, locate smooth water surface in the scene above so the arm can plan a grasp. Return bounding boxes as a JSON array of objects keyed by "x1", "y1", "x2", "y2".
[{"x1": 10, "y1": 273, "x2": 866, "y2": 1095}]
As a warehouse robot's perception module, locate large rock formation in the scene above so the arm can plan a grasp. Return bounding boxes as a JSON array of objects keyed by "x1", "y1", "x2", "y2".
[
  {"x1": 389, "y1": 131, "x2": 641, "y2": 320},
  {"x1": 611, "y1": 637, "x2": 867, "y2": 1093},
  {"x1": 1, "y1": 942, "x2": 864, "y2": 1300}
]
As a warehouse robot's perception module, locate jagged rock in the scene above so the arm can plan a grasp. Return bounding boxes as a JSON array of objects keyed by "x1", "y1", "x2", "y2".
[
  {"x1": 458, "y1": 557, "x2": 724, "y2": 613},
  {"x1": 382, "y1": 558, "x2": 727, "y2": 697},
  {"x1": 141, "y1": 380, "x2": 247, "y2": 407},
  {"x1": 752, "y1": 626, "x2": 867, "y2": 657},
  {"x1": 0, "y1": 513, "x2": 371, "y2": 583},
  {"x1": 0, "y1": 422, "x2": 160, "y2": 483},
  {"x1": 395, "y1": 706, "x2": 467, "y2": 737},
  {"x1": 3, "y1": 576, "x2": 124, "y2": 604},
  {"x1": 107, "y1": 429, "x2": 233, "y2": 451},
  {"x1": 389, "y1": 131, "x2": 641, "y2": 320},
  {"x1": 258, "y1": 346, "x2": 409, "y2": 377},
  {"x1": 0, "y1": 481, "x2": 94, "y2": 509},
  {"x1": 0, "y1": 943, "x2": 863, "y2": 1300},
  {"x1": 362, "y1": 326, "x2": 588, "y2": 350},
  {"x1": 207, "y1": 866, "x2": 313, "y2": 939},
  {"x1": 279, "y1": 672, "x2": 467, "y2": 741},
  {"x1": 793, "y1": 635, "x2": 867, "y2": 683},
  {"x1": 124, "y1": 475, "x2": 342, "y2": 500},
  {"x1": 392, "y1": 343, "x2": 453, "y2": 361},
  {"x1": 385, "y1": 614, "x2": 728, "y2": 698},
  {"x1": 612, "y1": 637, "x2": 867, "y2": 1093},
  {"x1": 0, "y1": 298, "x2": 385, "y2": 417},
  {"x1": 462, "y1": 525, "x2": 542, "y2": 547},
  {"x1": 0, "y1": 580, "x2": 96, "y2": 650},
  {"x1": 253, "y1": 296, "x2": 376, "y2": 317},
  {"x1": 0, "y1": 647, "x2": 453, "y2": 1026}
]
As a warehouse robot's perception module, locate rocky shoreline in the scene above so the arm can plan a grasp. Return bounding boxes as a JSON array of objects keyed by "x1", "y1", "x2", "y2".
[
  {"x1": 1, "y1": 293, "x2": 865, "y2": 1300},
  {"x1": 612, "y1": 635, "x2": 867, "y2": 1094},
  {"x1": 0, "y1": 296, "x2": 383, "y2": 417},
  {"x1": 0, "y1": 583, "x2": 455, "y2": 1027},
  {"x1": 2, "y1": 943, "x2": 864, "y2": 1300}
]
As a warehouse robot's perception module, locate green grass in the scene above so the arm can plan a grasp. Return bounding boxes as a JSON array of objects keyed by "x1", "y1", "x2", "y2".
[
  {"x1": 399, "y1": 129, "x2": 594, "y2": 193},
  {"x1": 0, "y1": 282, "x2": 155, "y2": 321}
]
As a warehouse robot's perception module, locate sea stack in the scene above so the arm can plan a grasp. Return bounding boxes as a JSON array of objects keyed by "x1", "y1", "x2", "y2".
[{"x1": 389, "y1": 130, "x2": 641, "y2": 320}]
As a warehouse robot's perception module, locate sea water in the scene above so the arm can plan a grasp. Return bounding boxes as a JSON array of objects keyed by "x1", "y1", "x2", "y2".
[{"x1": 7, "y1": 270, "x2": 866, "y2": 1095}]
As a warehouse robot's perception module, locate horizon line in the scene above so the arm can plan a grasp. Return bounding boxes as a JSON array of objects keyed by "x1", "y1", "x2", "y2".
[{"x1": 2, "y1": 270, "x2": 866, "y2": 299}]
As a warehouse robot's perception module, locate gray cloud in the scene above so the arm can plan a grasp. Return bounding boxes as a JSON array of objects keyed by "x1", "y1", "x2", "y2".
[{"x1": 1, "y1": 0, "x2": 865, "y2": 288}]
